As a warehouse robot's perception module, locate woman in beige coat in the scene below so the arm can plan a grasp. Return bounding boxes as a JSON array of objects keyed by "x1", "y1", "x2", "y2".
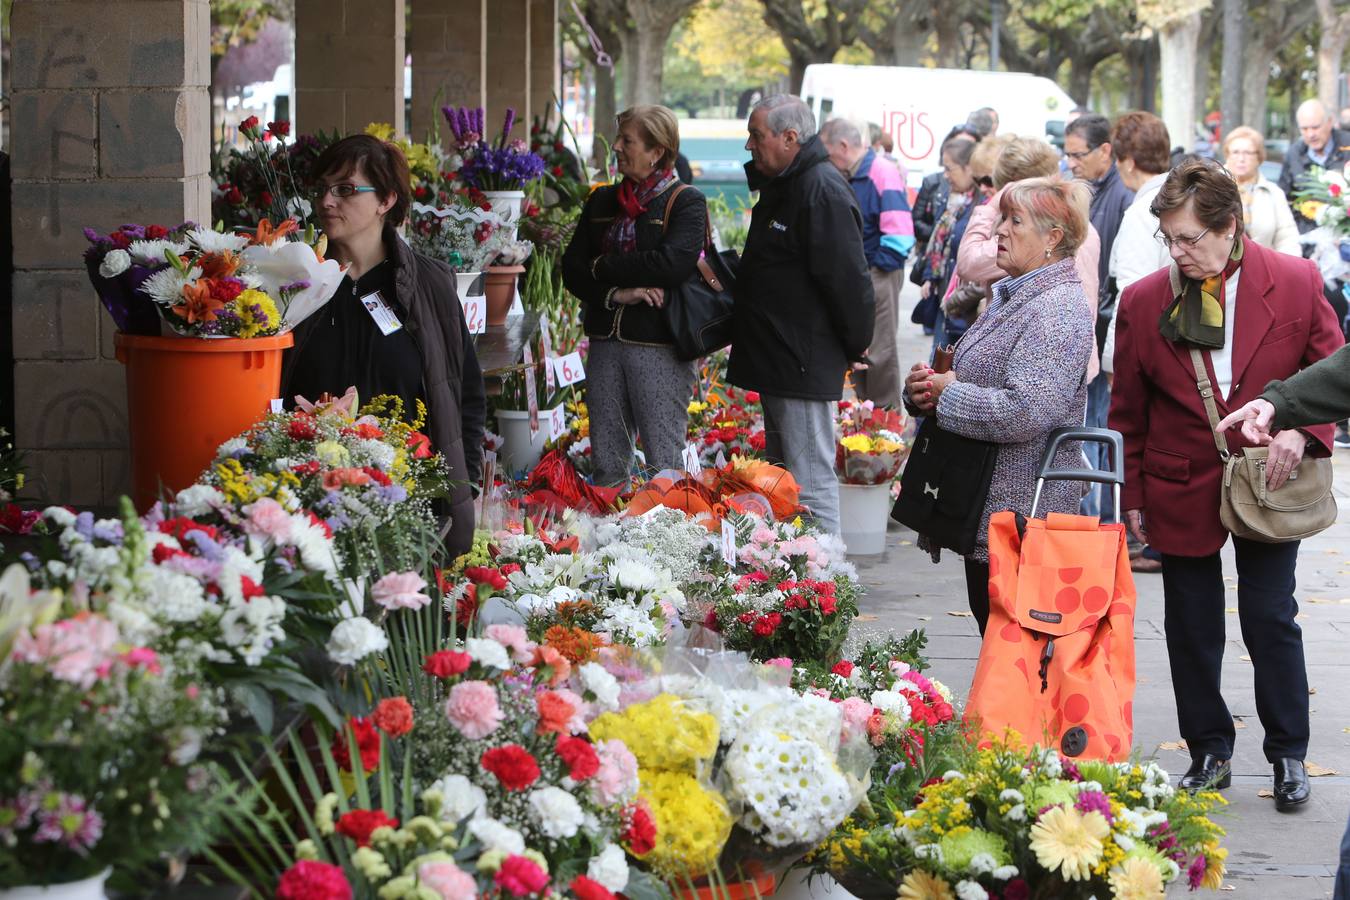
[{"x1": 1223, "y1": 126, "x2": 1300, "y2": 256}]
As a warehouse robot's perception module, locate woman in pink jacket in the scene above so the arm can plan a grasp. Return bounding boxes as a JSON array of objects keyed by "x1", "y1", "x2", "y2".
[{"x1": 952, "y1": 137, "x2": 1102, "y2": 381}]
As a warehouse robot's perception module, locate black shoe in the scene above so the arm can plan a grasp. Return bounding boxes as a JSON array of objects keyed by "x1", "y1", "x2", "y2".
[
  {"x1": 1336, "y1": 426, "x2": 1350, "y2": 449},
  {"x1": 1273, "y1": 758, "x2": 1310, "y2": 811},
  {"x1": 1179, "y1": 753, "x2": 1231, "y2": 791}
]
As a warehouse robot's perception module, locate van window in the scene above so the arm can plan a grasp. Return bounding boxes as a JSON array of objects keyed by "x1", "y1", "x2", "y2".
[{"x1": 819, "y1": 99, "x2": 833, "y2": 129}]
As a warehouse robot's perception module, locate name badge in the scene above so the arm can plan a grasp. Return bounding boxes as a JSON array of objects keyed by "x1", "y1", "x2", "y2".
[{"x1": 359, "y1": 290, "x2": 403, "y2": 335}]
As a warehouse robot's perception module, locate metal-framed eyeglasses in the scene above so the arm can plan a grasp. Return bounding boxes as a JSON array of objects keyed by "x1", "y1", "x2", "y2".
[
  {"x1": 1154, "y1": 226, "x2": 1211, "y2": 249},
  {"x1": 1063, "y1": 144, "x2": 1101, "y2": 161},
  {"x1": 314, "y1": 183, "x2": 378, "y2": 200}
]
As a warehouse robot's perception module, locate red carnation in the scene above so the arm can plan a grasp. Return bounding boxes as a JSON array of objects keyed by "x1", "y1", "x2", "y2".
[
  {"x1": 569, "y1": 876, "x2": 615, "y2": 900},
  {"x1": 745, "y1": 391, "x2": 761, "y2": 404},
  {"x1": 276, "y1": 860, "x2": 351, "y2": 900},
  {"x1": 623, "y1": 801, "x2": 657, "y2": 855},
  {"x1": 831, "y1": 660, "x2": 854, "y2": 678},
  {"x1": 334, "y1": 808, "x2": 398, "y2": 847},
  {"x1": 818, "y1": 594, "x2": 838, "y2": 615},
  {"x1": 422, "y1": 649, "x2": 472, "y2": 678},
  {"x1": 702, "y1": 607, "x2": 720, "y2": 631},
  {"x1": 225, "y1": 186, "x2": 245, "y2": 206},
  {"x1": 737, "y1": 612, "x2": 756, "y2": 625},
  {"x1": 240, "y1": 575, "x2": 266, "y2": 599},
  {"x1": 291, "y1": 460, "x2": 321, "y2": 477},
  {"x1": 555, "y1": 734, "x2": 600, "y2": 780},
  {"x1": 752, "y1": 612, "x2": 782, "y2": 637},
  {"x1": 499, "y1": 562, "x2": 522, "y2": 576},
  {"x1": 552, "y1": 165, "x2": 564, "y2": 177},
  {"x1": 158, "y1": 516, "x2": 220, "y2": 543},
  {"x1": 208, "y1": 278, "x2": 245, "y2": 302},
  {"x1": 494, "y1": 855, "x2": 550, "y2": 896},
  {"x1": 372, "y1": 696, "x2": 414, "y2": 737},
  {"x1": 288, "y1": 417, "x2": 319, "y2": 441},
  {"x1": 152, "y1": 544, "x2": 189, "y2": 564},
  {"x1": 331, "y1": 716, "x2": 381, "y2": 772},
  {"x1": 145, "y1": 224, "x2": 170, "y2": 240},
  {"x1": 109, "y1": 231, "x2": 133, "y2": 249},
  {"x1": 268, "y1": 119, "x2": 291, "y2": 137},
  {"x1": 464, "y1": 566, "x2": 508, "y2": 591},
  {"x1": 240, "y1": 115, "x2": 260, "y2": 133},
  {"x1": 481, "y1": 744, "x2": 541, "y2": 791}
]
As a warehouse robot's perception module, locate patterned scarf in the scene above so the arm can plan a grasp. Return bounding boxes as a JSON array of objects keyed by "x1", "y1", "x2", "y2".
[
  {"x1": 1158, "y1": 237, "x2": 1244, "y2": 349},
  {"x1": 602, "y1": 169, "x2": 679, "y2": 253},
  {"x1": 925, "y1": 190, "x2": 973, "y2": 284}
]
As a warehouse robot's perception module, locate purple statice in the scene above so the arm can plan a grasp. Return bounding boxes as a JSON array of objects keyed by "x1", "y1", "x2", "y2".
[
  {"x1": 1073, "y1": 789, "x2": 1113, "y2": 823},
  {"x1": 32, "y1": 793, "x2": 103, "y2": 856},
  {"x1": 281, "y1": 279, "x2": 311, "y2": 295},
  {"x1": 91, "y1": 519, "x2": 124, "y2": 544},
  {"x1": 1187, "y1": 854, "x2": 1208, "y2": 889},
  {"x1": 74, "y1": 511, "x2": 96, "y2": 541},
  {"x1": 119, "y1": 224, "x2": 148, "y2": 240},
  {"x1": 245, "y1": 298, "x2": 274, "y2": 332},
  {"x1": 886, "y1": 761, "x2": 908, "y2": 783},
  {"x1": 1060, "y1": 759, "x2": 1082, "y2": 782},
  {"x1": 373, "y1": 483, "x2": 408, "y2": 504}
]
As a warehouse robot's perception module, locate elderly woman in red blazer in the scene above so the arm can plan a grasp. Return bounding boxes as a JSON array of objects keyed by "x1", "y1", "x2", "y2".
[{"x1": 1109, "y1": 157, "x2": 1343, "y2": 810}]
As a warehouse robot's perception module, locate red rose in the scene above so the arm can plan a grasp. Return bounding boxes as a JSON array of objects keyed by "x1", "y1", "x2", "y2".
[
  {"x1": 623, "y1": 801, "x2": 657, "y2": 855},
  {"x1": 268, "y1": 119, "x2": 291, "y2": 137},
  {"x1": 818, "y1": 594, "x2": 838, "y2": 615},
  {"x1": 225, "y1": 186, "x2": 245, "y2": 206},
  {"x1": 464, "y1": 566, "x2": 508, "y2": 591},
  {"x1": 745, "y1": 391, "x2": 761, "y2": 403},
  {"x1": 481, "y1": 744, "x2": 540, "y2": 791},
  {"x1": 569, "y1": 877, "x2": 614, "y2": 900},
  {"x1": 752, "y1": 612, "x2": 782, "y2": 637},
  {"x1": 495, "y1": 855, "x2": 550, "y2": 896},
  {"x1": 407, "y1": 431, "x2": 433, "y2": 458},
  {"x1": 831, "y1": 660, "x2": 854, "y2": 678},
  {"x1": 276, "y1": 860, "x2": 351, "y2": 900},
  {"x1": 372, "y1": 696, "x2": 414, "y2": 737},
  {"x1": 555, "y1": 734, "x2": 600, "y2": 780},
  {"x1": 331, "y1": 716, "x2": 381, "y2": 772},
  {"x1": 334, "y1": 808, "x2": 398, "y2": 847},
  {"x1": 552, "y1": 165, "x2": 564, "y2": 177},
  {"x1": 422, "y1": 649, "x2": 472, "y2": 678},
  {"x1": 145, "y1": 224, "x2": 170, "y2": 240},
  {"x1": 553, "y1": 141, "x2": 566, "y2": 152}
]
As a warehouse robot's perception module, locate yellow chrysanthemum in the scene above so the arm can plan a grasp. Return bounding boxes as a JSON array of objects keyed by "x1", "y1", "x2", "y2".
[
  {"x1": 687, "y1": 401, "x2": 708, "y2": 415},
  {"x1": 1107, "y1": 856, "x2": 1165, "y2": 900},
  {"x1": 840, "y1": 434, "x2": 874, "y2": 453},
  {"x1": 1028, "y1": 805, "x2": 1109, "y2": 881},
  {"x1": 896, "y1": 869, "x2": 955, "y2": 900},
  {"x1": 232, "y1": 289, "x2": 281, "y2": 338}
]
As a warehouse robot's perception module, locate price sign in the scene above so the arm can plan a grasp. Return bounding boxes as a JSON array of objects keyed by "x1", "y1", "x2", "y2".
[
  {"x1": 540, "y1": 319, "x2": 557, "y2": 391},
  {"x1": 547, "y1": 404, "x2": 568, "y2": 442},
  {"x1": 720, "y1": 519, "x2": 738, "y2": 566},
  {"x1": 523, "y1": 346, "x2": 539, "y2": 435},
  {"x1": 682, "y1": 442, "x2": 703, "y2": 476},
  {"x1": 552, "y1": 351, "x2": 587, "y2": 386},
  {"x1": 461, "y1": 296, "x2": 486, "y2": 335},
  {"x1": 269, "y1": 398, "x2": 284, "y2": 414}
]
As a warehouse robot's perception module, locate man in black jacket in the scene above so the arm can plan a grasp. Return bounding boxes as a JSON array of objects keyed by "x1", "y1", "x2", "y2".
[
  {"x1": 731, "y1": 95, "x2": 874, "y2": 534},
  {"x1": 1279, "y1": 99, "x2": 1350, "y2": 234}
]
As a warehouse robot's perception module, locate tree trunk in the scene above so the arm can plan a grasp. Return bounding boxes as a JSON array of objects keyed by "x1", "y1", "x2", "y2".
[
  {"x1": 618, "y1": 31, "x2": 638, "y2": 109},
  {"x1": 889, "y1": 16, "x2": 928, "y2": 66},
  {"x1": 1158, "y1": 12, "x2": 1203, "y2": 153},
  {"x1": 1315, "y1": 0, "x2": 1350, "y2": 113},
  {"x1": 630, "y1": 28, "x2": 668, "y2": 105},
  {"x1": 1219, "y1": 0, "x2": 1245, "y2": 132},
  {"x1": 1068, "y1": 58, "x2": 1097, "y2": 109},
  {"x1": 1124, "y1": 38, "x2": 1159, "y2": 113},
  {"x1": 789, "y1": 54, "x2": 809, "y2": 94},
  {"x1": 1241, "y1": 46, "x2": 1274, "y2": 133}
]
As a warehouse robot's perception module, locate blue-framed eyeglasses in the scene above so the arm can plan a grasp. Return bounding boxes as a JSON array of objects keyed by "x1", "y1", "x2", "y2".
[{"x1": 315, "y1": 183, "x2": 378, "y2": 200}]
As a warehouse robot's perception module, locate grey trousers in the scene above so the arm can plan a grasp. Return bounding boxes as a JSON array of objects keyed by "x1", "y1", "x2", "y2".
[
  {"x1": 586, "y1": 338, "x2": 695, "y2": 486},
  {"x1": 761, "y1": 394, "x2": 840, "y2": 534},
  {"x1": 854, "y1": 267, "x2": 903, "y2": 408}
]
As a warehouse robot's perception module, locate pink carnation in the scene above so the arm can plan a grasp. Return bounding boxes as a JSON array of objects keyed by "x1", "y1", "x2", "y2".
[
  {"x1": 590, "y1": 738, "x2": 640, "y2": 805},
  {"x1": 445, "y1": 679, "x2": 504, "y2": 740},
  {"x1": 839, "y1": 696, "x2": 874, "y2": 741},
  {"x1": 494, "y1": 855, "x2": 550, "y2": 896},
  {"x1": 418, "y1": 861, "x2": 477, "y2": 900},
  {"x1": 764, "y1": 657, "x2": 794, "y2": 669},
  {"x1": 243, "y1": 497, "x2": 294, "y2": 541},
  {"x1": 485, "y1": 623, "x2": 536, "y2": 663},
  {"x1": 371, "y1": 571, "x2": 431, "y2": 610},
  {"x1": 12, "y1": 615, "x2": 121, "y2": 690}
]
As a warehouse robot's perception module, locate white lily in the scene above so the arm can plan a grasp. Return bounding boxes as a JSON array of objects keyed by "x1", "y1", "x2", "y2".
[{"x1": 240, "y1": 240, "x2": 345, "y2": 330}]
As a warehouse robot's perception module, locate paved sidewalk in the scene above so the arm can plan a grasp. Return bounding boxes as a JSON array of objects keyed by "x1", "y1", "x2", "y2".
[{"x1": 852, "y1": 291, "x2": 1349, "y2": 899}]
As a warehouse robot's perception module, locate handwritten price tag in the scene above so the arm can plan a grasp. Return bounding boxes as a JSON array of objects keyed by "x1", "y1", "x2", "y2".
[
  {"x1": 547, "y1": 405, "x2": 568, "y2": 442},
  {"x1": 720, "y1": 519, "x2": 738, "y2": 566},
  {"x1": 269, "y1": 398, "x2": 284, "y2": 413},
  {"x1": 461, "y1": 297, "x2": 486, "y2": 335},
  {"x1": 523, "y1": 346, "x2": 539, "y2": 435},
  {"x1": 539, "y1": 319, "x2": 557, "y2": 390},
  {"x1": 682, "y1": 442, "x2": 703, "y2": 476},
  {"x1": 552, "y1": 351, "x2": 587, "y2": 386}
]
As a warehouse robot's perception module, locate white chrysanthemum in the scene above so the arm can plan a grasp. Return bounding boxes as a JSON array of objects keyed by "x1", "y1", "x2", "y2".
[
  {"x1": 217, "y1": 437, "x2": 249, "y2": 458},
  {"x1": 955, "y1": 881, "x2": 988, "y2": 900},
  {"x1": 914, "y1": 843, "x2": 944, "y2": 862},
  {"x1": 188, "y1": 228, "x2": 250, "y2": 253},
  {"x1": 607, "y1": 558, "x2": 658, "y2": 592},
  {"x1": 140, "y1": 265, "x2": 200, "y2": 307},
  {"x1": 143, "y1": 566, "x2": 213, "y2": 623},
  {"x1": 289, "y1": 517, "x2": 340, "y2": 575},
  {"x1": 992, "y1": 866, "x2": 1019, "y2": 880},
  {"x1": 219, "y1": 593, "x2": 286, "y2": 665},
  {"x1": 468, "y1": 818, "x2": 525, "y2": 855},
  {"x1": 428, "y1": 774, "x2": 487, "y2": 822},
  {"x1": 528, "y1": 786, "x2": 585, "y2": 839},
  {"x1": 326, "y1": 617, "x2": 388, "y2": 665},
  {"x1": 98, "y1": 249, "x2": 132, "y2": 278},
  {"x1": 579, "y1": 662, "x2": 621, "y2": 711},
  {"x1": 174, "y1": 483, "x2": 225, "y2": 517},
  {"x1": 999, "y1": 789, "x2": 1025, "y2": 803},
  {"x1": 968, "y1": 853, "x2": 998, "y2": 875},
  {"x1": 724, "y1": 730, "x2": 854, "y2": 847},
  {"x1": 128, "y1": 238, "x2": 190, "y2": 266},
  {"x1": 587, "y1": 844, "x2": 629, "y2": 892},
  {"x1": 465, "y1": 637, "x2": 511, "y2": 670}
]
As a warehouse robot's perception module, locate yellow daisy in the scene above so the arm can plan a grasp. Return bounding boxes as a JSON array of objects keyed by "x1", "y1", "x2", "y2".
[
  {"x1": 1108, "y1": 856, "x2": 1165, "y2": 900},
  {"x1": 1028, "y1": 805, "x2": 1109, "y2": 881},
  {"x1": 897, "y1": 870, "x2": 955, "y2": 900}
]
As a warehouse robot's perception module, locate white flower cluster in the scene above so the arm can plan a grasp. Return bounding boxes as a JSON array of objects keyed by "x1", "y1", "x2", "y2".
[{"x1": 593, "y1": 507, "x2": 711, "y2": 584}]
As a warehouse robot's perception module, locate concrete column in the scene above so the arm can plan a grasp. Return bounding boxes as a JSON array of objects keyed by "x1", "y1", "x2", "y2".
[
  {"x1": 8, "y1": 0, "x2": 212, "y2": 507},
  {"x1": 485, "y1": 0, "x2": 530, "y2": 141},
  {"x1": 529, "y1": 0, "x2": 561, "y2": 127},
  {"x1": 295, "y1": 0, "x2": 406, "y2": 138},
  {"x1": 410, "y1": 0, "x2": 486, "y2": 144}
]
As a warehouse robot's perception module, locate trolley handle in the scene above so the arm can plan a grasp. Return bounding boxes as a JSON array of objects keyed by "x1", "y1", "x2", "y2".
[{"x1": 1029, "y1": 427, "x2": 1125, "y2": 522}]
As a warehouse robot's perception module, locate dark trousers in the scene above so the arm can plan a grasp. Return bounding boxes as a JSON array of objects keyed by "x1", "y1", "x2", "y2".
[
  {"x1": 964, "y1": 558, "x2": 990, "y2": 636},
  {"x1": 1337, "y1": 810, "x2": 1350, "y2": 900},
  {"x1": 1160, "y1": 537, "x2": 1309, "y2": 762}
]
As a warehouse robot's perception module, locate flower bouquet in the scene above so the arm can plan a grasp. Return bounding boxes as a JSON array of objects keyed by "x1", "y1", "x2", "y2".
[
  {"x1": 213, "y1": 118, "x2": 334, "y2": 231},
  {"x1": 409, "y1": 183, "x2": 531, "y2": 273},
  {"x1": 836, "y1": 399, "x2": 909, "y2": 487},
  {"x1": 1291, "y1": 165, "x2": 1350, "y2": 284}
]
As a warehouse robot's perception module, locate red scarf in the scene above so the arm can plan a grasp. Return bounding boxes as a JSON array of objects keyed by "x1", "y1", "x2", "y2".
[{"x1": 603, "y1": 169, "x2": 679, "y2": 253}]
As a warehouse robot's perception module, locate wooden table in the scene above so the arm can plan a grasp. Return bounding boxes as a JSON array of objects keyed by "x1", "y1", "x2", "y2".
[{"x1": 476, "y1": 312, "x2": 540, "y2": 395}]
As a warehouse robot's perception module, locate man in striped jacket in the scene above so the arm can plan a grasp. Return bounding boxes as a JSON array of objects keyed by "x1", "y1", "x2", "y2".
[{"x1": 821, "y1": 118, "x2": 914, "y2": 408}]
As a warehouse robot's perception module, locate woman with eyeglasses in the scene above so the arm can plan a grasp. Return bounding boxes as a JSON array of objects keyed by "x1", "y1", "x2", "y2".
[
  {"x1": 1222, "y1": 127, "x2": 1300, "y2": 256},
  {"x1": 918, "y1": 137, "x2": 981, "y2": 351},
  {"x1": 1108, "y1": 157, "x2": 1343, "y2": 809},
  {"x1": 281, "y1": 134, "x2": 486, "y2": 557}
]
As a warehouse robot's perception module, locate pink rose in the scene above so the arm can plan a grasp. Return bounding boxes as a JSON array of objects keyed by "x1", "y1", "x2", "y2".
[
  {"x1": 485, "y1": 624, "x2": 535, "y2": 663},
  {"x1": 839, "y1": 696, "x2": 874, "y2": 741},
  {"x1": 243, "y1": 497, "x2": 294, "y2": 541},
  {"x1": 418, "y1": 861, "x2": 476, "y2": 900},
  {"x1": 764, "y1": 657, "x2": 794, "y2": 669},
  {"x1": 371, "y1": 571, "x2": 431, "y2": 610},
  {"x1": 12, "y1": 614, "x2": 121, "y2": 689},
  {"x1": 590, "y1": 738, "x2": 640, "y2": 805},
  {"x1": 445, "y1": 680, "x2": 504, "y2": 740}
]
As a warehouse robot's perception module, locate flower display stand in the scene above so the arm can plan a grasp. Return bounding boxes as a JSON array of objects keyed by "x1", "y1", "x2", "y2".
[
  {"x1": 770, "y1": 871, "x2": 864, "y2": 900},
  {"x1": 483, "y1": 189, "x2": 526, "y2": 241},
  {"x1": 0, "y1": 869, "x2": 111, "y2": 900},
  {"x1": 496, "y1": 407, "x2": 559, "y2": 474},
  {"x1": 114, "y1": 333, "x2": 293, "y2": 509},
  {"x1": 838, "y1": 482, "x2": 893, "y2": 555},
  {"x1": 675, "y1": 871, "x2": 776, "y2": 900}
]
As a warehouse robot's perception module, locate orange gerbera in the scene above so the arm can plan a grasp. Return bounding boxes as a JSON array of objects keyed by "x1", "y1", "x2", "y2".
[{"x1": 173, "y1": 281, "x2": 226, "y2": 323}]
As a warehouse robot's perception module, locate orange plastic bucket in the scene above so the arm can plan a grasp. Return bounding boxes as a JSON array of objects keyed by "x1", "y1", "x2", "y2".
[
  {"x1": 675, "y1": 872, "x2": 775, "y2": 900},
  {"x1": 114, "y1": 332, "x2": 293, "y2": 509}
]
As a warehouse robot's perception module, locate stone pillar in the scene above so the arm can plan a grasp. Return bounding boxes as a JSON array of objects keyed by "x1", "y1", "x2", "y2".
[
  {"x1": 295, "y1": 0, "x2": 406, "y2": 137},
  {"x1": 8, "y1": 0, "x2": 212, "y2": 507},
  {"x1": 485, "y1": 0, "x2": 530, "y2": 141},
  {"x1": 529, "y1": 0, "x2": 561, "y2": 127},
  {"x1": 410, "y1": 0, "x2": 487, "y2": 144}
]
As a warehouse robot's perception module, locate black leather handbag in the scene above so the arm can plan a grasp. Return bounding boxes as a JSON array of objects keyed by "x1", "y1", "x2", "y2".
[
  {"x1": 661, "y1": 185, "x2": 738, "y2": 362},
  {"x1": 891, "y1": 416, "x2": 998, "y2": 556}
]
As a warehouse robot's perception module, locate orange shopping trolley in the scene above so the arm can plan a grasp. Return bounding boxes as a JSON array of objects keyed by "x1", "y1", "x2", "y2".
[{"x1": 966, "y1": 427, "x2": 1137, "y2": 761}]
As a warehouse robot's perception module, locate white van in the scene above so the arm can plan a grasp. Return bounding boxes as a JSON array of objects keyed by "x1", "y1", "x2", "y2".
[{"x1": 800, "y1": 64, "x2": 1077, "y2": 190}]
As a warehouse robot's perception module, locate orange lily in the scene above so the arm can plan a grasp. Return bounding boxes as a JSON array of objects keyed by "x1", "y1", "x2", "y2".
[
  {"x1": 250, "y1": 217, "x2": 300, "y2": 246},
  {"x1": 198, "y1": 250, "x2": 241, "y2": 279},
  {"x1": 173, "y1": 281, "x2": 226, "y2": 323}
]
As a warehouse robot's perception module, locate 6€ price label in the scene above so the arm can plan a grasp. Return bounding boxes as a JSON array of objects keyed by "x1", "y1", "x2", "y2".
[
  {"x1": 552, "y1": 351, "x2": 586, "y2": 386},
  {"x1": 461, "y1": 296, "x2": 486, "y2": 335},
  {"x1": 720, "y1": 519, "x2": 738, "y2": 566},
  {"x1": 547, "y1": 405, "x2": 568, "y2": 442}
]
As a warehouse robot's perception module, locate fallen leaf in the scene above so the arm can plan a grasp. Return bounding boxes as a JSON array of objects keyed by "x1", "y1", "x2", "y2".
[
  {"x1": 899, "y1": 540, "x2": 912, "y2": 546},
  {"x1": 1239, "y1": 655, "x2": 1252, "y2": 662},
  {"x1": 947, "y1": 611, "x2": 973, "y2": 617},
  {"x1": 1308, "y1": 762, "x2": 1339, "y2": 777},
  {"x1": 1221, "y1": 886, "x2": 1235, "y2": 892},
  {"x1": 855, "y1": 614, "x2": 878, "y2": 622},
  {"x1": 1158, "y1": 740, "x2": 1188, "y2": 752},
  {"x1": 917, "y1": 615, "x2": 932, "y2": 621},
  {"x1": 1258, "y1": 789, "x2": 1274, "y2": 798}
]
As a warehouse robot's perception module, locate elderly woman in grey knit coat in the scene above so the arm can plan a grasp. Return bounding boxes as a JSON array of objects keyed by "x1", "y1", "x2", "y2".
[{"x1": 906, "y1": 177, "x2": 1096, "y2": 634}]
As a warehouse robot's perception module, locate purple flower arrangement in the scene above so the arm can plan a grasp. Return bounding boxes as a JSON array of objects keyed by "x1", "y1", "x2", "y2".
[{"x1": 442, "y1": 105, "x2": 546, "y2": 192}]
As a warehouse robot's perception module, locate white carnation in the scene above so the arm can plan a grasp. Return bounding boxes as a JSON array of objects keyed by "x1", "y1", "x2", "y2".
[
  {"x1": 219, "y1": 593, "x2": 286, "y2": 665},
  {"x1": 579, "y1": 662, "x2": 621, "y2": 711},
  {"x1": 326, "y1": 617, "x2": 388, "y2": 665},
  {"x1": 870, "y1": 689, "x2": 912, "y2": 723},
  {"x1": 428, "y1": 774, "x2": 487, "y2": 822},
  {"x1": 956, "y1": 881, "x2": 988, "y2": 900},
  {"x1": 465, "y1": 637, "x2": 511, "y2": 670},
  {"x1": 98, "y1": 249, "x2": 131, "y2": 278},
  {"x1": 528, "y1": 786, "x2": 585, "y2": 839},
  {"x1": 587, "y1": 844, "x2": 629, "y2": 892},
  {"x1": 467, "y1": 818, "x2": 525, "y2": 855},
  {"x1": 174, "y1": 484, "x2": 225, "y2": 518}
]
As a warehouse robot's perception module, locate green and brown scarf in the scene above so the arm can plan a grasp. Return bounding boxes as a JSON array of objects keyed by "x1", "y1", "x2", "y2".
[{"x1": 1158, "y1": 237, "x2": 1244, "y2": 348}]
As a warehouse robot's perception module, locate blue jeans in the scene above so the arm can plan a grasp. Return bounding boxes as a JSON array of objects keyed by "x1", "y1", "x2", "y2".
[
  {"x1": 1337, "y1": 812, "x2": 1350, "y2": 899},
  {"x1": 1080, "y1": 373, "x2": 1116, "y2": 522}
]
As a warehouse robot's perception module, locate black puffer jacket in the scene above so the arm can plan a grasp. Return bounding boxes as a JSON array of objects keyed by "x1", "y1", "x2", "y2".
[
  {"x1": 560, "y1": 180, "x2": 707, "y2": 345},
  {"x1": 728, "y1": 136, "x2": 874, "y2": 401}
]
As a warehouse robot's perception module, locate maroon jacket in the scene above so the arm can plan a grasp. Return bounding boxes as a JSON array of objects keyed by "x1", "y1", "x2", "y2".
[{"x1": 1108, "y1": 238, "x2": 1343, "y2": 556}]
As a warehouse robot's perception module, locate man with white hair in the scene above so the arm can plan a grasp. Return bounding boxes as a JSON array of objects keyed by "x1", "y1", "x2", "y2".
[
  {"x1": 733, "y1": 95, "x2": 874, "y2": 534},
  {"x1": 820, "y1": 116, "x2": 913, "y2": 408},
  {"x1": 1278, "y1": 98, "x2": 1350, "y2": 234}
]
